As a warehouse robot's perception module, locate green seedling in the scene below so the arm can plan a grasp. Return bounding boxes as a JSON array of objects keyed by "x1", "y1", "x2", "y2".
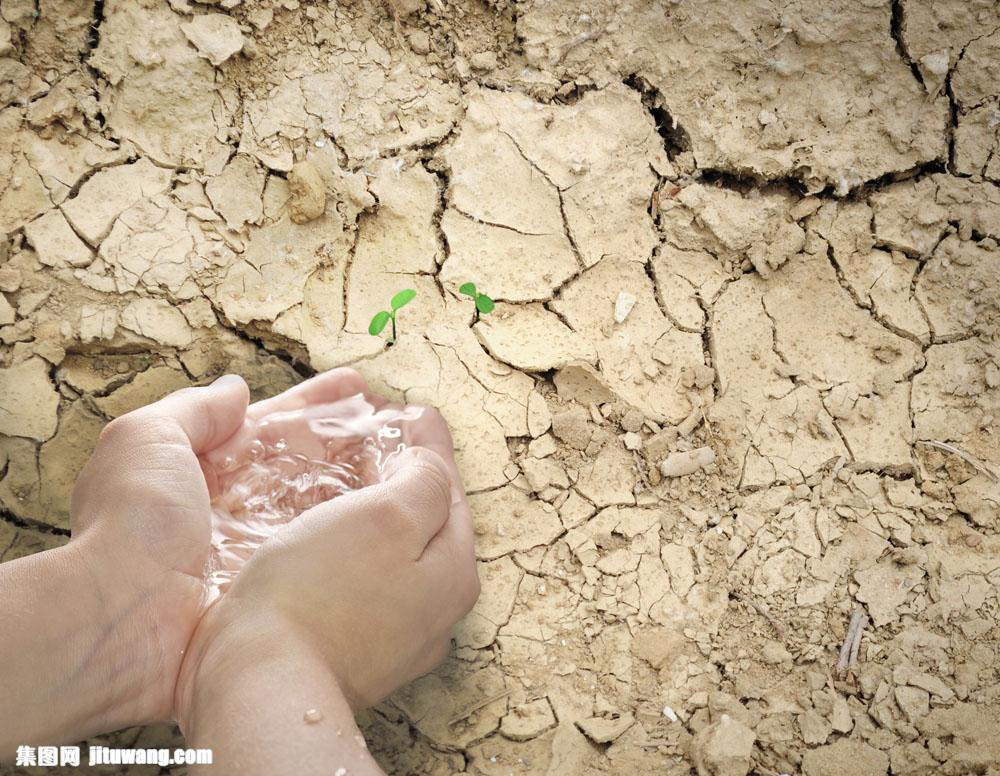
[
  {"x1": 369, "y1": 288, "x2": 416, "y2": 345},
  {"x1": 459, "y1": 282, "x2": 495, "y2": 322}
]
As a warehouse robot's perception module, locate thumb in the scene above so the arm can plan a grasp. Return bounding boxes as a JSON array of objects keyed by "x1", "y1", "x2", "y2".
[
  {"x1": 166, "y1": 374, "x2": 251, "y2": 452},
  {"x1": 120, "y1": 373, "x2": 251, "y2": 454}
]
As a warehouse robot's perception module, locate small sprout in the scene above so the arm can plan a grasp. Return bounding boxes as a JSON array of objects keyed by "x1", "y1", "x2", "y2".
[
  {"x1": 369, "y1": 288, "x2": 416, "y2": 345},
  {"x1": 459, "y1": 282, "x2": 495, "y2": 322}
]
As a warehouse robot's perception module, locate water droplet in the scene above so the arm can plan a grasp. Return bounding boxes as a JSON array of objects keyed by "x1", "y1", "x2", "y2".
[
  {"x1": 204, "y1": 400, "x2": 421, "y2": 601},
  {"x1": 304, "y1": 708, "x2": 323, "y2": 724}
]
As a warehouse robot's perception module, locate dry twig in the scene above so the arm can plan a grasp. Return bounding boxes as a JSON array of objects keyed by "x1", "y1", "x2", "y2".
[
  {"x1": 836, "y1": 606, "x2": 868, "y2": 679},
  {"x1": 918, "y1": 440, "x2": 998, "y2": 482}
]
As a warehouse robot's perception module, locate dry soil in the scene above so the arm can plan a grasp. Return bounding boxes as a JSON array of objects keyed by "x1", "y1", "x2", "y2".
[{"x1": 1, "y1": 0, "x2": 1000, "y2": 774}]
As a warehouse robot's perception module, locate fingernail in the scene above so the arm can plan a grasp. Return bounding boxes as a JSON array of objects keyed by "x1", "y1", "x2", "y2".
[{"x1": 211, "y1": 374, "x2": 245, "y2": 388}]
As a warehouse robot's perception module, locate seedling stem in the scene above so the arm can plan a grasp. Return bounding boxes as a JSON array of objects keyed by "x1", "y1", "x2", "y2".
[{"x1": 368, "y1": 289, "x2": 416, "y2": 346}]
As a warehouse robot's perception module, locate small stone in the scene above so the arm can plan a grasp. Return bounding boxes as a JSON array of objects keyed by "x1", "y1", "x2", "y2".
[
  {"x1": 830, "y1": 695, "x2": 852, "y2": 733},
  {"x1": 761, "y1": 639, "x2": 792, "y2": 664},
  {"x1": 920, "y1": 50, "x2": 950, "y2": 75},
  {"x1": 304, "y1": 708, "x2": 323, "y2": 724},
  {"x1": 469, "y1": 51, "x2": 497, "y2": 71},
  {"x1": 528, "y1": 434, "x2": 557, "y2": 459},
  {"x1": 0, "y1": 266, "x2": 21, "y2": 292},
  {"x1": 614, "y1": 291, "x2": 636, "y2": 323},
  {"x1": 620, "y1": 407, "x2": 645, "y2": 432},
  {"x1": 409, "y1": 30, "x2": 430, "y2": 54},
  {"x1": 622, "y1": 431, "x2": 642, "y2": 451},
  {"x1": 659, "y1": 446, "x2": 715, "y2": 477}
]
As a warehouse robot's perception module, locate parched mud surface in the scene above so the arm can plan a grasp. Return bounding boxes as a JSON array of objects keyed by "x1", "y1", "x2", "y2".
[{"x1": 2, "y1": 1, "x2": 1000, "y2": 774}]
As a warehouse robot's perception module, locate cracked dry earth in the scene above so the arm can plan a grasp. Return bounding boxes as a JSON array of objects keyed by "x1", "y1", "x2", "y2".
[{"x1": 2, "y1": 0, "x2": 1000, "y2": 774}]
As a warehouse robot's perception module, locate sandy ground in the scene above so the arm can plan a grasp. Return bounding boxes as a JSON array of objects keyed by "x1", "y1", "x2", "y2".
[{"x1": 2, "y1": 0, "x2": 1000, "y2": 773}]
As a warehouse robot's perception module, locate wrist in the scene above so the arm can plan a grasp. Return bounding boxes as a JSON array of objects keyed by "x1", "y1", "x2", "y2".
[
  {"x1": 175, "y1": 597, "x2": 342, "y2": 734},
  {"x1": 175, "y1": 597, "x2": 382, "y2": 775},
  {"x1": 0, "y1": 537, "x2": 157, "y2": 752},
  {"x1": 62, "y1": 528, "x2": 202, "y2": 728},
  {"x1": 59, "y1": 533, "x2": 173, "y2": 727}
]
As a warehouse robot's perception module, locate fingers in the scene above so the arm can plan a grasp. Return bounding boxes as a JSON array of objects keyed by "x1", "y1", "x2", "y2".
[
  {"x1": 420, "y1": 494, "x2": 479, "y2": 615},
  {"x1": 381, "y1": 447, "x2": 455, "y2": 551},
  {"x1": 294, "y1": 446, "x2": 454, "y2": 559},
  {"x1": 247, "y1": 368, "x2": 368, "y2": 422},
  {"x1": 99, "y1": 374, "x2": 250, "y2": 454}
]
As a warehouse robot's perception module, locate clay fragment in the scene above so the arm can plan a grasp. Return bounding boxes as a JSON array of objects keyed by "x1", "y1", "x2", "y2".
[
  {"x1": 287, "y1": 161, "x2": 327, "y2": 224},
  {"x1": 659, "y1": 446, "x2": 715, "y2": 477},
  {"x1": 576, "y1": 714, "x2": 634, "y2": 744},
  {"x1": 181, "y1": 14, "x2": 244, "y2": 67},
  {"x1": 691, "y1": 715, "x2": 756, "y2": 776}
]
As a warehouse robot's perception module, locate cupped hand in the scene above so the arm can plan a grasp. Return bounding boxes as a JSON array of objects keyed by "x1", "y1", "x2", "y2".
[
  {"x1": 176, "y1": 370, "x2": 480, "y2": 722},
  {"x1": 66, "y1": 366, "x2": 477, "y2": 733},
  {"x1": 67, "y1": 373, "x2": 250, "y2": 725}
]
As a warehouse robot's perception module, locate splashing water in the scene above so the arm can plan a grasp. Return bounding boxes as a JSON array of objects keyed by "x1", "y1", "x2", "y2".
[{"x1": 200, "y1": 393, "x2": 423, "y2": 602}]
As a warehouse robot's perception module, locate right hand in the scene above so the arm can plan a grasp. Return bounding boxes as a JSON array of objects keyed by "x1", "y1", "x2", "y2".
[{"x1": 175, "y1": 370, "x2": 480, "y2": 717}]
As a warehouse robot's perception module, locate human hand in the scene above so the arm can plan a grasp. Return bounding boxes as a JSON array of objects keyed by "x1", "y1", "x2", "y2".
[
  {"x1": 66, "y1": 374, "x2": 251, "y2": 726},
  {"x1": 175, "y1": 370, "x2": 480, "y2": 724},
  {"x1": 0, "y1": 374, "x2": 250, "y2": 754}
]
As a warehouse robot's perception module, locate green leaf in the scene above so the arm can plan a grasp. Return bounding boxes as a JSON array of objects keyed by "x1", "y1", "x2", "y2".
[
  {"x1": 475, "y1": 294, "x2": 495, "y2": 315},
  {"x1": 459, "y1": 282, "x2": 477, "y2": 298},
  {"x1": 390, "y1": 288, "x2": 416, "y2": 311},
  {"x1": 368, "y1": 310, "x2": 391, "y2": 335}
]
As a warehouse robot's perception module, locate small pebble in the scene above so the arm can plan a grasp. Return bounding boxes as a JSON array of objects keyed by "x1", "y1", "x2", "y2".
[
  {"x1": 304, "y1": 708, "x2": 323, "y2": 724},
  {"x1": 614, "y1": 291, "x2": 636, "y2": 323},
  {"x1": 965, "y1": 534, "x2": 982, "y2": 547}
]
